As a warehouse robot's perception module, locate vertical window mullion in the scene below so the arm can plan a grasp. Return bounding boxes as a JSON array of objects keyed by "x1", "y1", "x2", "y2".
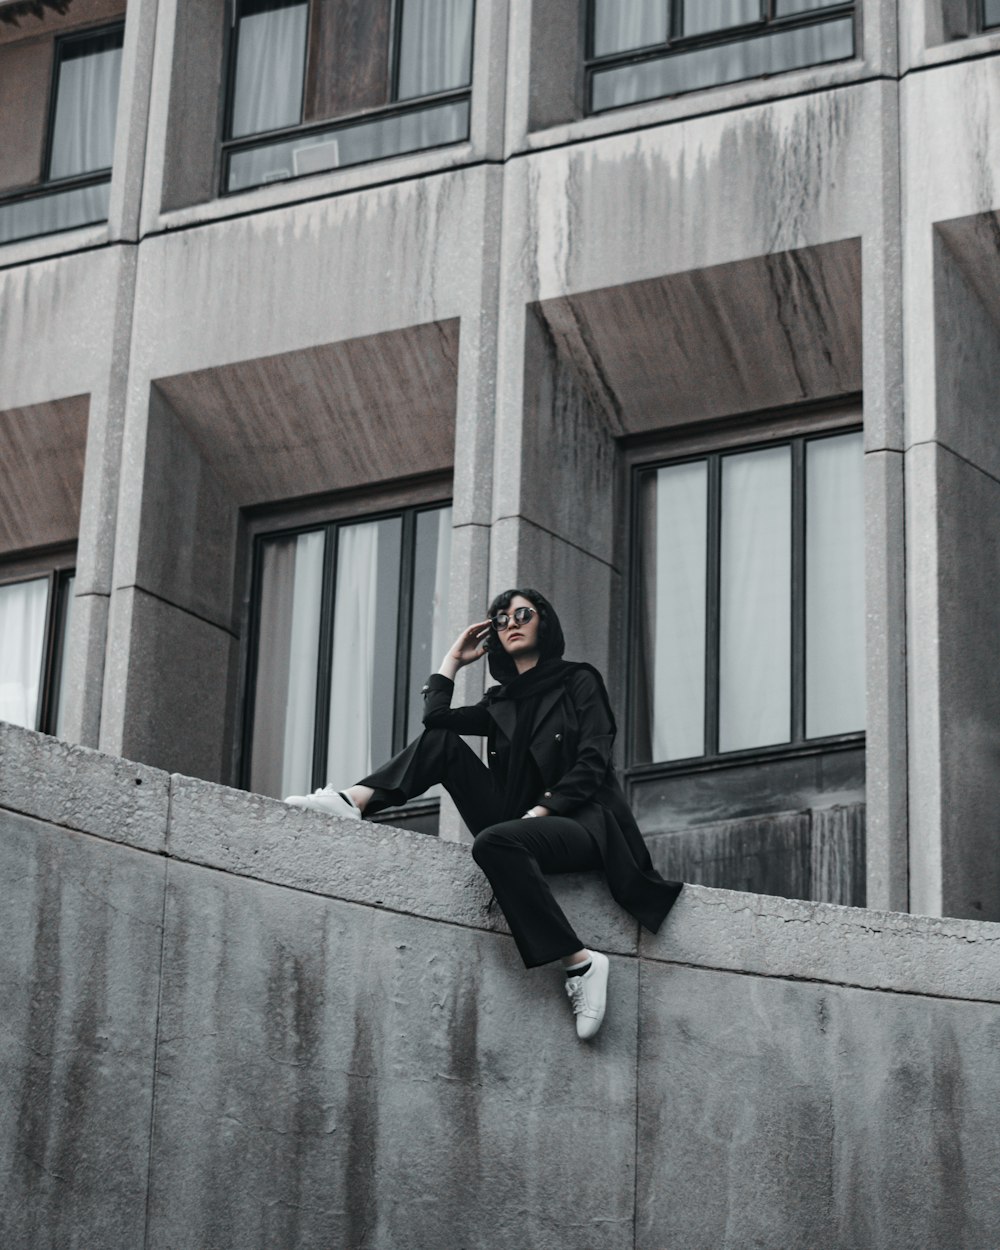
[
  {"x1": 240, "y1": 537, "x2": 265, "y2": 789},
  {"x1": 389, "y1": 0, "x2": 404, "y2": 102},
  {"x1": 392, "y1": 509, "x2": 416, "y2": 755},
  {"x1": 36, "y1": 570, "x2": 60, "y2": 732},
  {"x1": 704, "y1": 454, "x2": 722, "y2": 757},
  {"x1": 311, "y1": 524, "x2": 338, "y2": 790},
  {"x1": 791, "y1": 438, "x2": 806, "y2": 743}
]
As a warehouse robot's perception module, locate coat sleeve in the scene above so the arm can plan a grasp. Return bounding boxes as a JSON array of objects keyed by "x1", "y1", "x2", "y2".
[
  {"x1": 421, "y1": 672, "x2": 492, "y2": 736},
  {"x1": 538, "y1": 668, "x2": 615, "y2": 815}
]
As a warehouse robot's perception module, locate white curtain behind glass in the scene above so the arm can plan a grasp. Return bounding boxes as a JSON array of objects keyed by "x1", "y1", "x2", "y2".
[
  {"x1": 0, "y1": 579, "x2": 49, "y2": 730},
  {"x1": 652, "y1": 462, "x2": 707, "y2": 761},
  {"x1": 231, "y1": 2, "x2": 308, "y2": 138},
  {"x1": 719, "y1": 446, "x2": 791, "y2": 752},
  {"x1": 682, "y1": 0, "x2": 760, "y2": 37},
  {"x1": 806, "y1": 433, "x2": 865, "y2": 738},
  {"x1": 49, "y1": 36, "x2": 123, "y2": 179},
  {"x1": 397, "y1": 0, "x2": 475, "y2": 99},
  {"x1": 326, "y1": 523, "x2": 381, "y2": 784},
  {"x1": 280, "y1": 532, "x2": 324, "y2": 794},
  {"x1": 592, "y1": 0, "x2": 669, "y2": 56}
]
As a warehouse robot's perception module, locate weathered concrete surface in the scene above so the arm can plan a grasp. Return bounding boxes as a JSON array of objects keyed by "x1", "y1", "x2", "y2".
[
  {"x1": 0, "y1": 722, "x2": 168, "y2": 853},
  {"x1": 145, "y1": 861, "x2": 638, "y2": 1250},
  {"x1": 636, "y1": 962, "x2": 1000, "y2": 1250},
  {"x1": 3, "y1": 727, "x2": 1000, "y2": 1248},
  {"x1": 0, "y1": 811, "x2": 165, "y2": 1250}
]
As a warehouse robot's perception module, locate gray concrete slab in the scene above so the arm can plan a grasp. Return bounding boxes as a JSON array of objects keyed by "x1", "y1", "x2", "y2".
[
  {"x1": 166, "y1": 773, "x2": 640, "y2": 959},
  {"x1": 0, "y1": 811, "x2": 165, "y2": 1250},
  {"x1": 646, "y1": 883, "x2": 1000, "y2": 1003},
  {"x1": 864, "y1": 449, "x2": 908, "y2": 912},
  {"x1": 101, "y1": 586, "x2": 238, "y2": 784},
  {"x1": 146, "y1": 858, "x2": 638, "y2": 1250},
  {"x1": 635, "y1": 960, "x2": 1000, "y2": 1250},
  {"x1": 0, "y1": 721, "x2": 167, "y2": 853}
]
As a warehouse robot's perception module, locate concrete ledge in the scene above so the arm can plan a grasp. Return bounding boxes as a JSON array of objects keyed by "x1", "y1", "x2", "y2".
[
  {"x1": 166, "y1": 773, "x2": 640, "y2": 957},
  {"x1": 0, "y1": 723, "x2": 168, "y2": 853},
  {"x1": 649, "y1": 884, "x2": 1000, "y2": 1003}
]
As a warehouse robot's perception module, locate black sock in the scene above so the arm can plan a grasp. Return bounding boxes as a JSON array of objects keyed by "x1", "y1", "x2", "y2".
[{"x1": 565, "y1": 961, "x2": 591, "y2": 978}]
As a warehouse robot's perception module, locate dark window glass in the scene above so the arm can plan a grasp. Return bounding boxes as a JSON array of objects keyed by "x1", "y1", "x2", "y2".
[
  {"x1": 246, "y1": 504, "x2": 452, "y2": 800},
  {"x1": 224, "y1": 0, "x2": 475, "y2": 194},
  {"x1": 587, "y1": 1, "x2": 854, "y2": 114},
  {"x1": 0, "y1": 25, "x2": 124, "y2": 246},
  {"x1": 0, "y1": 567, "x2": 75, "y2": 734},
  {"x1": 986, "y1": 0, "x2": 1000, "y2": 27},
  {"x1": 631, "y1": 431, "x2": 864, "y2": 766}
]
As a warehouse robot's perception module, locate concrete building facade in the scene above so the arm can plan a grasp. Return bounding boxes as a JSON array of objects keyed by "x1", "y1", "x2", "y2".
[{"x1": 3, "y1": 0, "x2": 1000, "y2": 1244}]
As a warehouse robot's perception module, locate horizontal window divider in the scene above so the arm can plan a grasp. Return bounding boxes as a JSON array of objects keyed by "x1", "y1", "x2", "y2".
[
  {"x1": 587, "y1": 4, "x2": 855, "y2": 70},
  {"x1": 626, "y1": 733, "x2": 866, "y2": 783},
  {"x1": 0, "y1": 170, "x2": 112, "y2": 209},
  {"x1": 220, "y1": 89, "x2": 472, "y2": 157}
]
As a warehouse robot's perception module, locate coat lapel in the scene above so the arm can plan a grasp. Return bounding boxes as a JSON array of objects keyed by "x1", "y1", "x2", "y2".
[
  {"x1": 487, "y1": 698, "x2": 517, "y2": 742},
  {"x1": 531, "y1": 685, "x2": 564, "y2": 735}
]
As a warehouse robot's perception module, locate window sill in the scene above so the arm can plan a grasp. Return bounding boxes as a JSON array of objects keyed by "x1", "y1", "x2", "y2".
[
  {"x1": 145, "y1": 137, "x2": 480, "y2": 237},
  {"x1": 514, "y1": 54, "x2": 877, "y2": 155},
  {"x1": 627, "y1": 733, "x2": 866, "y2": 783}
]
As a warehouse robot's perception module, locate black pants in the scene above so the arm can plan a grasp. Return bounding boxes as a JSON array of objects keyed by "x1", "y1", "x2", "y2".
[{"x1": 359, "y1": 728, "x2": 602, "y2": 968}]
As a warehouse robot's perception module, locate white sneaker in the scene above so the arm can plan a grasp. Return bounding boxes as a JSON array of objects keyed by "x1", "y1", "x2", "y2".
[
  {"x1": 284, "y1": 785, "x2": 362, "y2": 819},
  {"x1": 564, "y1": 951, "x2": 609, "y2": 1040}
]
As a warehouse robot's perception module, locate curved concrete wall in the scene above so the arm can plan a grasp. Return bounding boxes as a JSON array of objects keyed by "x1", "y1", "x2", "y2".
[{"x1": 2, "y1": 721, "x2": 999, "y2": 1250}]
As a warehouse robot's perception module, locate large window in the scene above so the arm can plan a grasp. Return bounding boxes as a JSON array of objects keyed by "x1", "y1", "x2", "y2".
[
  {"x1": 586, "y1": 0, "x2": 854, "y2": 113},
  {"x1": 631, "y1": 429, "x2": 864, "y2": 766},
  {"x1": 0, "y1": 23, "x2": 124, "y2": 246},
  {"x1": 244, "y1": 502, "x2": 452, "y2": 801},
  {"x1": 222, "y1": 0, "x2": 475, "y2": 194},
  {"x1": 985, "y1": 0, "x2": 1000, "y2": 28},
  {"x1": 0, "y1": 567, "x2": 75, "y2": 735}
]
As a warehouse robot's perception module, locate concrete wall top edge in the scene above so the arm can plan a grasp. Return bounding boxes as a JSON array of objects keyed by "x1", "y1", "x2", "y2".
[{"x1": 2, "y1": 723, "x2": 998, "y2": 1006}]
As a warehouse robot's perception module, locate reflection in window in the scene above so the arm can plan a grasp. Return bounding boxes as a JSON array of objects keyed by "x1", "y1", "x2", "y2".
[
  {"x1": 224, "y1": 0, "x2": 474, "y2": 193},
  {"x1": 0, "y1": 569, "x2": 75, "y2": 733},
  {"x1": 247, "y1": 504, "x2": 452, "y2": 800},
  {"x1": 632, "y1": 431, "x2": 864, "y2": 765},
  {"x1": 0, "y1": 26, "x2": 124, "y2": 246},
  {"x1": 986, "y1": 0, "x2": 1000, "y2": 28},
  {"x1": 587, "y1": 1, "x2": 854, "y2": 113}
]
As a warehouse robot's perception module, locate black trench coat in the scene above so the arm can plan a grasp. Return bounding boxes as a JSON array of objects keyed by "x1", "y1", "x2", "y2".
[{"x1": 422, "y1": 668, "x2": 683, "y2": 934}]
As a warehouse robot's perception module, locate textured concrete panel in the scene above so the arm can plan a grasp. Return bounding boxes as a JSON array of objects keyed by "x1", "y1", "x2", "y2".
[
  {"x1": 146, "y1": 860, "x2": 638, "y2": 1250},
  {"x1": 0, "y1": 38, "x2": 50, "y2": 192},
  {"x1": 0, "y1": 397, "x2": 88, "y2": 555},
  {"x1": 0, "y1": 0, "x2": 125, "y2": 45},
  {"x1": 647, "y1": 884, "x2": 1000, "y2": 1003},
  {"x1": 0, "y1": 811, "x2": 164, "y2": 1250},
  {"x1": 0, "y1": 722, "x2": 168, "y2": 852},
  {"x1": 935, "y1": 446, "x2": 1000, "y2": 922},
  {"x1": 636, "y1": 962, "x2": 1000, "y2": 1250},
  {"x1": 154, "y1": 322, "x2": 458, "y2": 507},
  {"x1": 112, "y1": 587, "x2": 238, "y2": 784},
  {"x1": 533, "y1": 241, "x2": 862, "y2": 436},
  {"x1": 166, "y1": 774, "x2": 639, "y2": 958}
]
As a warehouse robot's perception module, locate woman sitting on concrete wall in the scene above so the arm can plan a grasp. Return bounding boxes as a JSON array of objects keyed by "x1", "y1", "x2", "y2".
[{"x1": 285, "y1": 589, "x2": 682, "y2": 1041}]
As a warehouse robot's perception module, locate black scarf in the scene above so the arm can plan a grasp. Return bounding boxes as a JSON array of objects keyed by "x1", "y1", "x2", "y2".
[{"x1": 483, "y1": 595, "x2": 585, "y2": 817}]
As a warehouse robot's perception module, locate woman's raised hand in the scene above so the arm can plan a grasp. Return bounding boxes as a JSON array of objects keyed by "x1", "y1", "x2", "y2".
[{"x1": 439, "y1": 620, "x2": 491, "y2": 680}]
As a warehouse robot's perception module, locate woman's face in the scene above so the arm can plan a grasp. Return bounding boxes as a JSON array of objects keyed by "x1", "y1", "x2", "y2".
[{"x1": 496, "y1": 593, "x2": 541, "y2": 660}]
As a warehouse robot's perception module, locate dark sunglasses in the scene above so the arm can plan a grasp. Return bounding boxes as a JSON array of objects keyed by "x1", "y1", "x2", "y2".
[{"x1": 491, "y1": 606, "x2": 536, "y2": 632}]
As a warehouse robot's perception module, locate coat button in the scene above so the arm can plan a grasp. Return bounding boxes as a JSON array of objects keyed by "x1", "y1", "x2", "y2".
[
  {"x1": 543, "y1": 791, "x2": 552, "y2": 798},
  {"x1": 554, "y1": 733, "x2": 562, "y2": 741},
  {"x1": 489, "y1": 750, "x2": 497, "y2": 756}
]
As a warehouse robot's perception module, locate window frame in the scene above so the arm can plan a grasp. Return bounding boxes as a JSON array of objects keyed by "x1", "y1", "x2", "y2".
[
  {"x1": 219, "y1": 0, "x2": 476, "y2": 195},
  {"x1": 0, "y1": 549, "x2": 76, "y2": 735},
  {"x1": 624, "y1": 404, "x2": 865, "y2": 783},
  {"x1": 584, "y1": 0, "x2": 857, "y2": 115},
  {"x1": 237, "y1": 480, "x2": 453, "y2": 801},
  {"x1": 0, "y1": 19, "x2": 125, "y2": 241}
]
